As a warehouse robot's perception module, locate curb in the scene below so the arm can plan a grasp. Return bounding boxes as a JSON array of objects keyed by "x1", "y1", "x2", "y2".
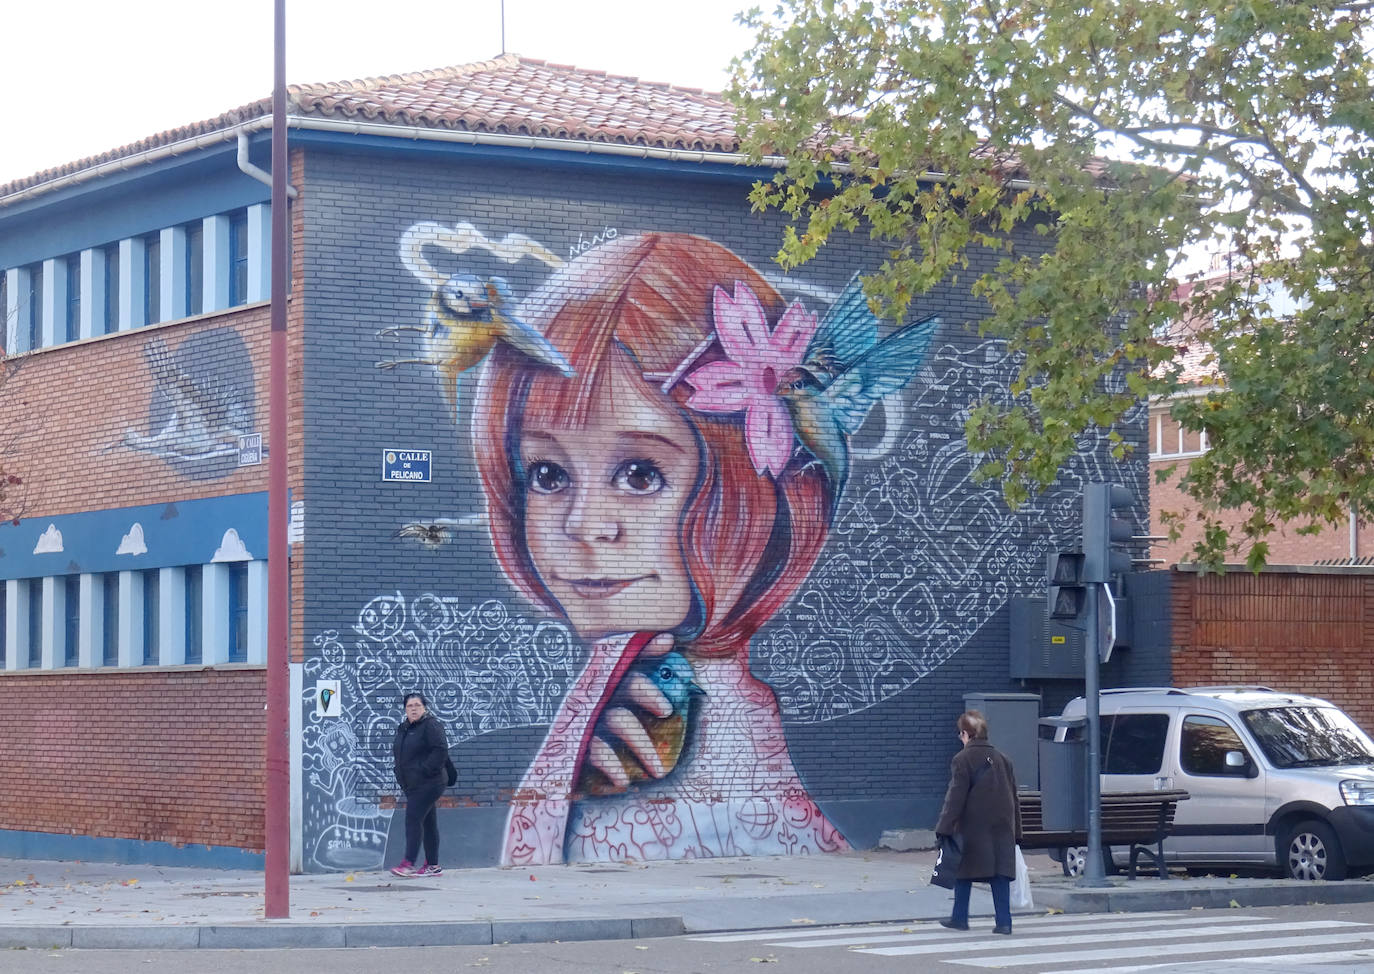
[
  {"x1": 0, "y1": 916, "x2": 687, "y2": 950},
  {"x1": 1035, "y1": 880, "x2": 1374, "y2": 915}
]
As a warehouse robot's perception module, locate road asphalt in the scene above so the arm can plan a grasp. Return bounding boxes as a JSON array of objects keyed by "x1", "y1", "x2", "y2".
[{"x1": 1, "y1": 846, "x2": 1372, "y2": 950}]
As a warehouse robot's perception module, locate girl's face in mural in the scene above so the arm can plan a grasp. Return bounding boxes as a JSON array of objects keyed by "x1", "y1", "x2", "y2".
[{"x1": 521, "y1": 350, "x2": 699, "y2": 640}]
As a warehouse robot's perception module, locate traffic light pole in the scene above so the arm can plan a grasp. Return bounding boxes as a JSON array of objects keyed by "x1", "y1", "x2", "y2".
[
  {"x1": 1047, "y1": 481, "x2": 1133, "y2": 886},
  {"x1": 1079, "y1": 579, "x2": 1110, "y2": 887},
  {"x1": 1078, "y1": 481, "x2": 1131, "y2": 888}
]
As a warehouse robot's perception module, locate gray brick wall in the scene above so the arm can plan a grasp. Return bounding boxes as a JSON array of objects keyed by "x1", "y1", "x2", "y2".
[{"x1": 296, "y1": 146, "x2": 1149, "y2": 867}]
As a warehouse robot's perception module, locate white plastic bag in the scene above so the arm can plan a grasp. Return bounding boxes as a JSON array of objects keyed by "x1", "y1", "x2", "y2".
[{"x1": 1011, "y1": 845, "x2": 1034, "y2": 910}]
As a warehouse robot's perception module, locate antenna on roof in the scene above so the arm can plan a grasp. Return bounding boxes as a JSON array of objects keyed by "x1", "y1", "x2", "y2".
[{"x1": 501, "y1": 0, "x2": 506, "y2": 54}]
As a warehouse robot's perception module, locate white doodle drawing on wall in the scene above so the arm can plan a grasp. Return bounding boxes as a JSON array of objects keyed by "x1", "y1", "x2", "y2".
[
  {"x1": 301, "y1": 598, "x2": 584, "y2": 870},
  {"x1": 307, "y1": 721, "x2": 393, "y2": 870},
  {"x1": 752, "y1": 337, "x2": 1145, "y2": 722}
]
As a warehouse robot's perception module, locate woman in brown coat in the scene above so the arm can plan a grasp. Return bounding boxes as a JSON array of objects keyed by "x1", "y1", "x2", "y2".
[{"x1": 934, "y1": 709, "x2": 1021, "y2": 934}]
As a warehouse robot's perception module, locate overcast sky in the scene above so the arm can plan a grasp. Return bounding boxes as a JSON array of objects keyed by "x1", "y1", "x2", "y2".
[{"x1": 1, "y1": 0, "x2": 757, "y2": 186}]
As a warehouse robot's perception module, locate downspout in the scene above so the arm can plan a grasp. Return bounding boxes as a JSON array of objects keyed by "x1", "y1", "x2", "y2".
[{"x1": 238, "y1": 131, "x2": 297, "y2": 198}]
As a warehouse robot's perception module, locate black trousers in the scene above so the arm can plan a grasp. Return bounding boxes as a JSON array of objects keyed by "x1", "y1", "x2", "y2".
[{"x1": 402, "y1": 779, "x2": 445, "y2": 865}]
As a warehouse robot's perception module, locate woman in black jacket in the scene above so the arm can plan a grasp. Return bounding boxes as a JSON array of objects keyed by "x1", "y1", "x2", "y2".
[
  {"x1": 934, "y1": 709, "x2": 1021, "y2": 935},
  {"x1": 390, "y1": 692, "x2": 450, "y2": 877}
]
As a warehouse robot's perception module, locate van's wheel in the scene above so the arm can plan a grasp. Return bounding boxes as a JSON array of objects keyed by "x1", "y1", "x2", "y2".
[
  {"x1": 1062, "y1": 845, "x2": 1117, "y2": 878},
  {"x1": 1061, "y1": 846, "x2": 1085, "y2": 877},
  {"x1": 1281, "y1": 819, "x2": 1347, "y2": 881}
]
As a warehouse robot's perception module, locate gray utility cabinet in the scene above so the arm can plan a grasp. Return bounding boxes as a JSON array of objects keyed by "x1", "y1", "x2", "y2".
[{"x1": 963, "y1": 691, "x2": 1042, "y2": 791}]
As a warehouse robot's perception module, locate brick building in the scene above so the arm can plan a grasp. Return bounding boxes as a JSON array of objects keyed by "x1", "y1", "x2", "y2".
[
  {"x1": 1148, "y1": 264, "x2": 1374, "y2": 567},
  {"x1": 0, "y1": 55, "x2": 1146, "y2": 870}
]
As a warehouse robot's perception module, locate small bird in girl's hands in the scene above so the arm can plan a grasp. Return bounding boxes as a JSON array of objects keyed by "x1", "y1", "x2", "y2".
[{"x1": 578, "y1": 636, "x2": 705, "y2": 796}]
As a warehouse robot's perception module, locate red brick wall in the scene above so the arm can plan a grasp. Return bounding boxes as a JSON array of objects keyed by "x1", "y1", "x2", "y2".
[
  {"x1": 1151, "y1": 459, "x2": 1373, "y2": 566},
  {"x1": 1169, "y1": 569, "x2": 1374, "y2": 732},
  {"x1": 0, "y1": 307, "x2": 272, "y2": 518},
  {"x1": 0, "y1": 667, "x2": 266, "y2": 850},
  {"x1": 1149, "y1": 406, "x2": 1374, "y2": 566}
]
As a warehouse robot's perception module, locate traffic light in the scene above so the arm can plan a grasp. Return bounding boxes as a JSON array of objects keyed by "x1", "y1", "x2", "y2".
[
  {"x1": 1046, "y1": 550, "x2": 1087, "y2": 622},
  {"x1": 1082, "y1": 483, "x2": 1135, "y2": 584}
]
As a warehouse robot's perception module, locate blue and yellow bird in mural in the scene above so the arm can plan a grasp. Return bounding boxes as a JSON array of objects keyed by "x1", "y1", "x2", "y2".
[
  {"x1": 778, "y1": 275, "x2": 939, "y2": 518},
  {"x1": 377, "y1": 273, "x2": 574, "y2": 420},
  {"x1": 576, "y1": 651, "x2": 705, "y2": 797}
]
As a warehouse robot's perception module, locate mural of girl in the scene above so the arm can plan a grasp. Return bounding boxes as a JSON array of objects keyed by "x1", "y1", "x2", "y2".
[{"x1": 471, "y1": 232, "x2": 935, "y2": 865}]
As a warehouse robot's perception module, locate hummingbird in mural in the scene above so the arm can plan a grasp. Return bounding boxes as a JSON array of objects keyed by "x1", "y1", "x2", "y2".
[
  {"x1": 576, "y1": 651, "x2": 705, "y2": 797},
  {"x1": 377, "y1": 273, "x2": 574, "y2": 420},
  {"x1": 777, "y1": 274, "x2": 939, "y2": 518}
]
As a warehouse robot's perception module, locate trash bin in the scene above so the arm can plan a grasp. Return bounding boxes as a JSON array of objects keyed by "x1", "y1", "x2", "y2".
[{"x1": 1038, "y1": 716, "x2": 1087, "y2": 831}]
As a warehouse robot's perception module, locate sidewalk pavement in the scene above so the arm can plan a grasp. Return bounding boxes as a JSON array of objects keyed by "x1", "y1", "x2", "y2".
[{"x1": 2, "y1": 847, "x2": 1373, "y2": 950}]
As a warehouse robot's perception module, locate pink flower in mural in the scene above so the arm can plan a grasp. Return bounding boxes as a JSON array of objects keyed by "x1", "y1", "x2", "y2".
[{"x1": 683, "y1": 283, "x2": 818, "y2": 475}]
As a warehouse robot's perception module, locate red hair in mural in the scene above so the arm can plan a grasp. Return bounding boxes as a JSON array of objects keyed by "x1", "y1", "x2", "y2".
[{"x1": 471, "y1": 232, "x2": 832, "y2": 657}]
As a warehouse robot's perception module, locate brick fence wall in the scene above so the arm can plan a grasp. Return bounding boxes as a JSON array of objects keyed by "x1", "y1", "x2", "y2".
[
  {"x1": 0, "y1": 667, "x2": 265, "y2": 850},
  {"x1": 1169, "y1": 568, "x2": 1374, "y2": 732}
]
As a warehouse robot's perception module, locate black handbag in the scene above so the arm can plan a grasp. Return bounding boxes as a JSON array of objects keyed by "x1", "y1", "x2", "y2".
[
  {"x1": 930, "y1": 834, "x2": 963, "y2": 889},
  {"x1": 930, "y1": 756, "x2": 993, "y2": 888}
]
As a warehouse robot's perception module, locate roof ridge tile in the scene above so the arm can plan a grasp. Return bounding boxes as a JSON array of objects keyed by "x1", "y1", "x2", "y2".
[{"x1": 291, "y1": 52, "x2": 522, "y2": 98}]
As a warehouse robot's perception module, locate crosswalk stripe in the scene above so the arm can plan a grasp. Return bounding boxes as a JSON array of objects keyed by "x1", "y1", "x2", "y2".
[
  {"x1": 689, "y1": 912, "x2": 1251, "y2": 943},
  {"x1": 937, "y1": 930, "x2": 1374, "y2": 967},
  {"x1": 1042, "y1": 945, "x2": 1374, "y2": 974},
  {"x1": 854, "y1": 920, "x2": 1363, "y2": 957}
]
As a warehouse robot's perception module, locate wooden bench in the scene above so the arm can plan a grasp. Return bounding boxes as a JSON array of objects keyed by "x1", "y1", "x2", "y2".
[{"x1": 1018, "y1": 790, "x2": 1190, "y2": 879}]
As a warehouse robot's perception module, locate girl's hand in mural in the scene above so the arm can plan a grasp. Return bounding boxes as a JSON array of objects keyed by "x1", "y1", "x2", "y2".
[{"x1": 585, "y1": 633, "x2": 695, "y2": 792}]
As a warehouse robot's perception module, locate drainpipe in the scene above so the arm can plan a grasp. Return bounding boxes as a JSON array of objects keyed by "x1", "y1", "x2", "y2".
[{"x1": 238, "y1": 131, "x2": 297, "y2": 198}]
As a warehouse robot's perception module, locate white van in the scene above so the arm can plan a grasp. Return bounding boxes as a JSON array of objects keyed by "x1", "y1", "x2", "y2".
[{"x1": 1056, "y1": 686, "x2": 1374, "y2": 880}]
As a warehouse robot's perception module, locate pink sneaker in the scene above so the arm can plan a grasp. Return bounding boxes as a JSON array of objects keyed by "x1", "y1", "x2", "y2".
[
  {"x1": 389, "y1": 860, "x2": 417, "y2": 877},
  {"x1": 417, "y1": 863, "x2": 444, "y2": 876}
]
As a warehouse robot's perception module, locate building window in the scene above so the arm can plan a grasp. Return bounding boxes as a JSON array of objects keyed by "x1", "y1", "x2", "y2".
[
  {"x1": 27, "y1": 578, "x2": 42, "y2": 667},
  {"x1": 228, "y1": 562, "x2": 248, "y2": 663},
  {"x1": 186, "y1": 222, "x2": 204, "y2": 317},
  {"x1": 101, "y1": 572, "x2": 119, "y2": 666},
  {"x1": 1151, "y1": 409, "x2": 1210, "y2": 460},
  {"x1": 184, "y1": 565, "x2": 202, "y2": 665},
  {"x1": 142, "y1": 569, "x2": 160, "y2": 665},
  {"x1": 63, "y1": 575, "x2": 80, "y2": 667},
  {"x1": 144, "y1": 233, "x2": 161, "y2": 325},
  {"x1": 27, "y1": 263, "x2": 43, "y2": 351},
  {"x1": 229, "y1": 210, "x2": 248, "y2": 307},
  {"x1": 65, "y1": 254, "x2": 81, "y2": 343},
  {"x1": 104, "y1": 243, "x2": 121, "y2": 333},
  {"x1": 0, "y1": 587, "x2": 6, "y2": 663}
]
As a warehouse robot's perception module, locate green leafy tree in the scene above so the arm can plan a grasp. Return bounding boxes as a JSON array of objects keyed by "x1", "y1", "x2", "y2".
[{"x1": 730, "y1": 0, "x2": 1374, "y2": 571}]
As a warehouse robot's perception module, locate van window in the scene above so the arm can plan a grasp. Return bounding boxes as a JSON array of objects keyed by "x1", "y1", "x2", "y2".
[
  {"x1": 1104, "y1": 713, "x2": 1169, "y2": 774},
  {"x1": 1180, "y1": 714, "x2": 1250, "y2": 776},
  {"x1": 1242, "y1": 706, "x2": 1374, "y2": 769}
]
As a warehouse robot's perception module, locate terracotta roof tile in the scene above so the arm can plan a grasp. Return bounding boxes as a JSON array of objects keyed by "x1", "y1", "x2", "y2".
[{"x1": 0, "y1": 55, "x2": 742, "y2": 200}]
